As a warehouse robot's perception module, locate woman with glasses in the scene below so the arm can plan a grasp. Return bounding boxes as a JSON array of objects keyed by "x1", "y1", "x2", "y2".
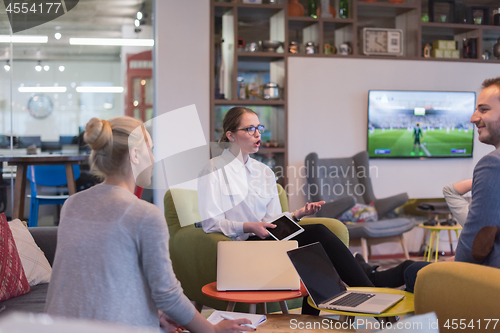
[{"x1": 198, "y1": 107, "x2": 414, "y2": 315}]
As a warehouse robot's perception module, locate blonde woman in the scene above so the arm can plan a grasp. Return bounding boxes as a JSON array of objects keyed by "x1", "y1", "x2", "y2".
[{"x1": 45, "y1": 117, "x2": 253, "y2": 333}]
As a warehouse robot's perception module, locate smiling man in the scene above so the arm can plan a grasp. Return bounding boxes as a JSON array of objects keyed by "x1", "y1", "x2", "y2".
[{"x1": 455, "y1": 77, "x2": 500, "y2": 267}]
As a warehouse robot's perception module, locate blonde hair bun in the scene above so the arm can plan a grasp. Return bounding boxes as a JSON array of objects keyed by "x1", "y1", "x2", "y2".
[
  {"x1": 84, "y1": 116, "x2": 143, "y2": 179},
  {"x1": 84, "y1": 117, "x2": 112, "y2": 151}
]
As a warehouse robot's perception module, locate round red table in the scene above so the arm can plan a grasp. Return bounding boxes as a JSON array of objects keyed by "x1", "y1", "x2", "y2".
[{"x1": 202, "y1": 281, "x2": 308, "y2": 314}]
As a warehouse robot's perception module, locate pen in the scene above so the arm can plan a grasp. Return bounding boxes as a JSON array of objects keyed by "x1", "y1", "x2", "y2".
[{"x1": 220, "y1": 313, "x2": 257, "y2": 329}]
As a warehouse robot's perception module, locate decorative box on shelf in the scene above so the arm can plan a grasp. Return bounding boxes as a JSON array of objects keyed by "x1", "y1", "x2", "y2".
[{"x1": 431, "y1": 39, "x2": 460, "y2": 59}]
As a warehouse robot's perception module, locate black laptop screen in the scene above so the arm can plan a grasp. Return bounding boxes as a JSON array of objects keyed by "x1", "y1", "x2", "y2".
[{"x1": 287, "y1": 242, "x2": 346, "y2": 305}]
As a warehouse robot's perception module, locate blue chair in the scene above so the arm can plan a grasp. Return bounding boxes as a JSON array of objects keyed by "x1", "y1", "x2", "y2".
[{"x1": 27, "y1": 165, "x2": 81, "y2": 227}]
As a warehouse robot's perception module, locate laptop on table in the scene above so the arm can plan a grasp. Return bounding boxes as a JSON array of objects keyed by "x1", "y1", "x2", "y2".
[
  {"x1": 287, "y1": 242, "x2": 404, "y2": 314},
  {"x1": 217, "y1": 240, "x2": 300, "y2": 291}
]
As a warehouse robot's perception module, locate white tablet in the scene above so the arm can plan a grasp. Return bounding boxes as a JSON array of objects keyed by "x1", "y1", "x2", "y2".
[{"x1": 267, "y1": 214, "x2": 304, "y2": 241}]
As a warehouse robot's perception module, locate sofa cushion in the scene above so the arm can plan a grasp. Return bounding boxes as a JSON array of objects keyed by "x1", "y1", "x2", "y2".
[
  {"x1": 9, "y1": 219, "x2": 51, "y2": 286},
  {"x1": 0, "y1": 283, "x2": 48, "y2": 313},
  {"x1": 339, "y1": 202, "x2": 378, "y2": 223},
  {"x1": 346, "y1": 218, "x2": 415, "y2": 238},
  {"x1": 28, "y1": 227, "x2": 58, "y2": 266},
  {"x1": 0, "y1": 213, "x2": 30, "y2": 301}
]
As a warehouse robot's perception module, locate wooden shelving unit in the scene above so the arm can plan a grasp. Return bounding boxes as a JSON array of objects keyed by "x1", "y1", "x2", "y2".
[
  {"x1": 210, "y1": 0, "x2": 500, "y2": 186},
  {"x1": 211, "y1": 0, "x2": 289, "y2": 186},
  {"x1": 214, "y1": 99, "x2": 286, "y2": 105}
]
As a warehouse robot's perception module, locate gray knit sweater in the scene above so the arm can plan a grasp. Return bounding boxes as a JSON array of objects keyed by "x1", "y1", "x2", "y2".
[
  {"x1": 455, "y1": 148, "x2": 500, "y2": 268},
  {"x1": 45, "y1": 184, "x2": 196, "y2": 328}
]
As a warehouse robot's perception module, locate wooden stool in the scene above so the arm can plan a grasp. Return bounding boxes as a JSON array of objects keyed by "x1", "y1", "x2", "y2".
[
  {"x1": 202, "y1": 282, "x2": 308, "y2": 314},
  {"x1": 418, "y1": 224, "x2": 462, "y2": 262}
]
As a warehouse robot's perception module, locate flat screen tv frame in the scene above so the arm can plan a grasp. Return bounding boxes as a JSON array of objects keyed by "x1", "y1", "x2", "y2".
[{"x1": 366, "y1": 90, "x2": 476, "y2": 159}]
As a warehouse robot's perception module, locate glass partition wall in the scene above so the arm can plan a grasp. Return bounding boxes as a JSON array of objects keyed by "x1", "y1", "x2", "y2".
[{"x1": 0, "y1": 0, "x2": 154, "y2": 226}]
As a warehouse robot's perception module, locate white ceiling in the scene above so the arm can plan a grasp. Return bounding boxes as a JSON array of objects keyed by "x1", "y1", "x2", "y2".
[{"x1": 0, "y1": 0, "x2": 153, "y2": 61}]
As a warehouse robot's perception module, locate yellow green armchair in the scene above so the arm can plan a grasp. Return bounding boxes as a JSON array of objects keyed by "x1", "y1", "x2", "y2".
[
  {"x1": 164, "y1": 184, "x2": 349, "y2": 312},
  {"x1": 414, "y1": 261, "x2": 500, "y2": 332}
]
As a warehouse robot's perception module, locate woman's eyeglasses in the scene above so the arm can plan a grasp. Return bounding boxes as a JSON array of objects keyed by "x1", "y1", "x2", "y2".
[{"x1": 236, "y1": 124, "x2": 265, "y2": 136}]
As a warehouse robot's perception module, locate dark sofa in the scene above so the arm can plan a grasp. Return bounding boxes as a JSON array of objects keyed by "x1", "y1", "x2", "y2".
[{"x1": 1, "y1": 226, "x2": 58, "y2": 313}]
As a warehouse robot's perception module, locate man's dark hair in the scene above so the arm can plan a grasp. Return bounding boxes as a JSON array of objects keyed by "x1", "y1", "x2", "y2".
[{"x1": 482, "y1": 77, "x2": 500, "y2": 91}]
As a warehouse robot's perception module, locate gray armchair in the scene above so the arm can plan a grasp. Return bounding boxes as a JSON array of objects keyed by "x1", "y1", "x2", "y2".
[{"x1": 305, "y1": 151, "x2": 414, "y2": 261}]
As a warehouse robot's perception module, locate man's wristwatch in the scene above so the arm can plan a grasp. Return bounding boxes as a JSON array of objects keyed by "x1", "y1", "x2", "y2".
[{"x1": 292, "y1": 210, "x2": 302, "y2": 222}]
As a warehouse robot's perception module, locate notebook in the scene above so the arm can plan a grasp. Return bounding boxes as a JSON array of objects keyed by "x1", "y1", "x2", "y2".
[
  {"x1": 217, "y1": 240, "x2": 300, "y2": 291},
  {"x1": 287, "y1": 242, "x2": 404, "y2": 314},
  {"x1": 206, "y1": 310, "x2": 266, "y2": 327}
]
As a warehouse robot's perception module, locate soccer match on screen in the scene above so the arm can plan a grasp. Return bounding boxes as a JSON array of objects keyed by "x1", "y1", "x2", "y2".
[{"x1": 367, "y1": 90, "x2": 476, "y2": 158}]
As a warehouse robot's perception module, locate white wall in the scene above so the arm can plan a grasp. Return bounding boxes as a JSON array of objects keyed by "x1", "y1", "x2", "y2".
[
  {"x1": 287, "y1": 57, "x2": 498, "y2": 255},
  {"x1": 287, "y1": 57, "x2": 497, "y2": 211},
  {"x1": 153, "y1": 0, "x2": 210, "y2": 211}
]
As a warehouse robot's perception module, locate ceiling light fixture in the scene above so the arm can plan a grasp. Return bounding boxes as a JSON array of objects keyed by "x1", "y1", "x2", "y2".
[
  {"x1": 69, "y1": 38, "x2": 154, "y2": 47},
  {"x1": 76, "y1": 86, "x2": 124, "y2": 93},
  {"x1": 19, "y1": 86, "x2": 67, "y2": 93},
  {"x1": 4, "y1": 60, "x2": 10, "y2": 72},
  {"x1": 0, "y1": 35, "x2": 48, "y2": 43},
  {"x1": 135, "y1": 3, "x2": 146, "y2": 34},
  {"x1": 43, "y1": 65, "x2": 50, "y2": 71},
  {"x1": 54, "y1": 32, "x2": 62, "y2": 40},
  {"x1": 58, "y1": 65, "x2": 65, "y2": 72},
  {"x1": 35, "y1": 61, "x2": 42, "y2": 72}
]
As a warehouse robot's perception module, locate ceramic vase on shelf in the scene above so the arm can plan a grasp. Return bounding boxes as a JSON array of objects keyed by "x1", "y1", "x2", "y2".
[
  {"x1": 318, "y1": 0, "x2": 334, "y2": 18},
  {"x1": 317, "y1": 4, "x2": 335, "y2": 18},
  {"x1": 288, "y1": 0, "x2": 305, "y2": 17}
]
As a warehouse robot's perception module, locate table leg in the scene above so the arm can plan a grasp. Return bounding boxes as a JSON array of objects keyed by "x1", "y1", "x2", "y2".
[
  {"x1": 448, "y1": 230, "x2": 454, "y2": 255},
  {"x1": 278, "y1": 301, "x2": 289, "y2": 314},
  {"x1": 226, "y1": 302, "x2": 236, "y2": 312},
  {"x1": 194, "y1": 302, "x2": 203, "y2": 313},
  {"x1": 259, "y1": 303, "x2": 267, "y2": 314},
  {"x1": 425, "y1": 231, "x2": 435, "y2": 262},
  {"x1": 12, "y1": 164, "x2": 27, "y2": 220},
  {"x1": 419, "y1": 229, "x2": 429, "y2": 256},
  {"x1": 338, "y1": 315, "x2": 356, "y2": 324},
  {"x1": 65, "y1": 164, "x2": 77, "y2": 195},
  {"x1": 434, "y1": 231, "x2": 440, "y2": 262},
  {"x1": 249, "y1": 304, "x2": 257, "y2": 314},
  {"x1": 378, "y1": 316, "x2": 398, "y2": 325}
]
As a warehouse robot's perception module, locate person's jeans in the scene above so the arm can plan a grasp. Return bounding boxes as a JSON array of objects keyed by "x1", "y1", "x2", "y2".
[{"x1": 404, "y1": 261, "x2": 432, "y2": 293}]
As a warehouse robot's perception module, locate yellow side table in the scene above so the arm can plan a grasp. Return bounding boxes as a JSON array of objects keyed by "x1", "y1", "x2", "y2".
[
  {"x1": 307, "y1": 287, "x2": 414, "y2": 323},
  {"x1": 418, "y1": 224, "x2": 462, "y2": 262}
]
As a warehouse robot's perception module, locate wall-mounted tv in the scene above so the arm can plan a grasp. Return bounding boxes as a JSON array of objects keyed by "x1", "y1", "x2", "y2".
[{"x1": 367, "y1": 90, "x2": 476, "y2": 159}]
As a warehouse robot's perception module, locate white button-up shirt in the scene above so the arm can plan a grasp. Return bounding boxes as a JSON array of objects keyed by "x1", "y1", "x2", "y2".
[{"x1": 197, "y1": 149, "x2": 290, "y2": 241}]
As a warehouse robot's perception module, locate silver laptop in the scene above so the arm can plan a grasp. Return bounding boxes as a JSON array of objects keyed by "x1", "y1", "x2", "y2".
[
  {"x1": 287, "y1": 242, "x2": 404, "y2": 314},
  {"x1": 217, "y1": 241, "x2": 300, "y2": 291}
]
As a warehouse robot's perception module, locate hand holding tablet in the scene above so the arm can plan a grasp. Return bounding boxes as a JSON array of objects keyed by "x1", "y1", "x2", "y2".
[{"x1": 266, "y1": 214, "x2": 304, "y2": 241}]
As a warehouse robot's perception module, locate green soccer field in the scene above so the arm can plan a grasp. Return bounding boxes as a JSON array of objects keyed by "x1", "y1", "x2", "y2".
[{"x1": 368, "y1": 128, "x2": 474, "y2": 158}]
